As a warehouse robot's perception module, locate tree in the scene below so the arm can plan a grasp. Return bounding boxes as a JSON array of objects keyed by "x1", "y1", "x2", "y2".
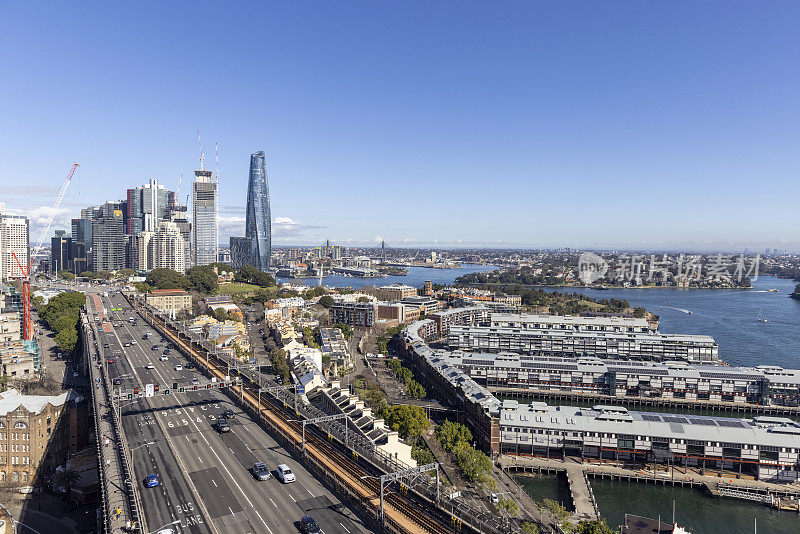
[
  {"x1": 79, "y1": 270, "x2": 96, "y2": 279},
  {"x1": 436, "y1": 420, "x2": 472, "y2": 452},
  {"x1": 319, "y1": 295, "x2": 335, "y2": 308},
  {"x1": 407, "y1": 380, "x2": 426, "y2": 399},
  {"x1": 498, "y1": 497, "x2": 519, "y2": 515},
  {"x1": 411, "y1": 442, "x2": 435, "y2": 465},
  {"x1": 187, "y1": 265, "x2": 219, "y2": 294},
  {"x1": 146, "y1": 268, "x2": 188, "y2": 290},
  {"x1": 54, "y1": 327, "x2": 78, "y2": 352},
  {"x1": 212, "y1": 307, "x2": 228, "y2": 322},
  {"x1": 52, "y1": 467, "x2": 80, "y2": 493},
  {"x1": 333, "y1": 323, "x2": 352, "y2": 340},
  {"x1": 453, "y1": 442, "x2": 491, "y2": 482},
  {"x1": 383, "y1": 404, "x2": 430, "y2": 440},
  {"x1": 57, "y1": 270, "x2": 75, "y2": 281},
  {"x1": 358, "y1": 296, "x2": 371, "y2": 303},
  {"x1": 235, "y1": 264, "x2": 276, "y2": 287},
  {"x1": 521, "y1": 522, "x2": 540, "y2": 534},
  {"x1": 114, "y1": 268, "x2": 135, "y2": 280}
]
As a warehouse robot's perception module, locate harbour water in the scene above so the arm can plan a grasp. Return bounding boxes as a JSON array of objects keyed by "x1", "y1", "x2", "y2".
[
  {"x1": 546, "y1": 275, "x2": 800, "y2": 369},
  {"x1": 276, "y1": 262, "x2": 496, "y2": 290}
]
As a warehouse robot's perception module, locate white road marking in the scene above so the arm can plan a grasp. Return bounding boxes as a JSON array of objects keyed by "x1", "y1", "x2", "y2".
[
  {"x1": 211, "y1": 479, "x2": 217, "y2": 488},
  {"x1": 339, "y1": 522, "x2": 351, "y2": 534},
  {"x1": 269, "y1": 498, "x2": 277, "y2": 508},
  {"x1": 307, "y1": 489, "x2": 314, "y2": 497},
  {"x1": 254, "y1": 511, "x2": 273, "y2": 534},
  {"x1": 289, "y1": 493, "x2": 296, "y2": 502}
]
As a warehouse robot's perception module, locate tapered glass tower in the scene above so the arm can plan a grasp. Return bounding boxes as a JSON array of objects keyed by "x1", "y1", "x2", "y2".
[{"x1": 245, "y1": 151, "x2": 271, "y2": 270}]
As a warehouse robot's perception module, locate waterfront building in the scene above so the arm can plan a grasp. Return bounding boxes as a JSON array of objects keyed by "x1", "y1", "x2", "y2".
[
  {"x1": 50, "y1": 230, "x2": 72, "y2": 274},
  {"x1": 439, "y1": 351, "x2": 800, "y2": 407},
  {"x1": 429, "y1": 306, "x2": 490, "y2": 336},
  {"x1": 0, "y1": 213, "x2": 29, "y2": 282},
  {"x1": 192, "y1": 167, "x2": 217, "y2": 266},
  {"x1": 329, "y1": 302, "x2": 376, "y2": 327},
  {"x1": 401, "y1": 320, "x2": 800, "y2": 482},
  {"x1": 400, "y1": 296, "x2": 441, "y2": 314},
  {"x1": 245, "y1": 151, "x2": 271, "y2": 270}
]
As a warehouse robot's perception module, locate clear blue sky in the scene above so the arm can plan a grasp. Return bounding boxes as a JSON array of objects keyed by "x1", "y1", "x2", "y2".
[{"x1": 1, "y1": 2, "x2": 799, "y2": 251}]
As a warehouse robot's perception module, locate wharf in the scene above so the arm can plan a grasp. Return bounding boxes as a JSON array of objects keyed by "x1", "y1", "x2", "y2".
[
  {"x1": 499, "y1": 455, "x2": 800, "y2": 515},
  {"x1": 490, "y1": 387, "x2": 800, "y2": 417}
]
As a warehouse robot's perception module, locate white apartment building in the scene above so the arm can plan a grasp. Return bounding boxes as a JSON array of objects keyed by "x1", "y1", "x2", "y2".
[{"x1": 0, "y1": 213, "x2": 29, "y2": 282}]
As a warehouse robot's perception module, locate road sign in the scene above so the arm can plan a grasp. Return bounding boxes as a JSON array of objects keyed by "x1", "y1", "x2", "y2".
[{"x1": 145, "y1": 384, "x2": 154, "y2": 398}]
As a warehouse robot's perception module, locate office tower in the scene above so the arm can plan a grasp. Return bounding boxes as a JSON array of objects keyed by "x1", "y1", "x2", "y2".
[
  {"x1": 192, "y1": 167, "x2": 217, "y2": 267},
  {"x1": 168, "y1": 200, "x2": 191, "y2": 271},
  {"x1": 128, "y1": 231, "x2": 153, "y2": 272},
  {"x1": 0, "y1": 212, "x2": 29, "y2": 282},
  {"x1": 126, "y1": 179, "x2": 172, "y2": 234},
  {"x1": 71, "y1": 218, "x2": 91, "y2": 275},
  {"x1": 229, "y1": 236, "x2": 253, "y2": 269},
  {"x1": 245, "y1": 151, "x2": 271, "y2": 270},
  {"x1": 91, "y1": 202, "x2": 125, "y2": 272},
  {"x1": 50, "y1": 230, "x2": 72, "y2": 273}
]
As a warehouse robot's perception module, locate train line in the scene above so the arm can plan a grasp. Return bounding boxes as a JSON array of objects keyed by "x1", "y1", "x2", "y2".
[{"x1": 141, "y1": 304, "x2": 451, "y2": 534}]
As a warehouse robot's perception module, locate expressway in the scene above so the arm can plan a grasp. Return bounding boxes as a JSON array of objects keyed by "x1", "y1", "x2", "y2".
[{"x1": 87, "y1": 291, "x2": 369, "y2": 534}]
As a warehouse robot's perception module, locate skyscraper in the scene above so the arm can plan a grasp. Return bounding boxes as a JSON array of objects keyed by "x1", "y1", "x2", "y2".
[
  {"x1": 246, "y1": 151, "x2": 271, "y2": 270},
  {"x1": 0, "y1": 210, "x2": 29, "y2": 282},
  {"x1": 91, "y1": 202, "x2": 125, "y2": 272},
  {"x1": 71, "y1": 218, "x2": 91, "y2": 275},
  {"x1": 50, "y1": 230, "x2": 72, "y2": 273},
  {"x1": 126, "y1": 179, "x2": 172, "y2": 234},
  {"x1": 192, "y1": 166, "x2": 217, "y2": 267}
]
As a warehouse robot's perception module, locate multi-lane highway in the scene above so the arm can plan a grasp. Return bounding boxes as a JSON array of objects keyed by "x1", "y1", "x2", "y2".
[{"x1": 87, "y1": 290, "x2": 369, "y2": 534}]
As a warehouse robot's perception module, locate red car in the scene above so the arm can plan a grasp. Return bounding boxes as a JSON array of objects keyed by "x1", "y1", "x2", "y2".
[{"x1": 107, "y1": 359, "x2": 115, "y2": 364}]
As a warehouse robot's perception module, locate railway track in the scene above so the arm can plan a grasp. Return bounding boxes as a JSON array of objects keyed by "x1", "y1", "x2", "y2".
[{"x1": 146, "y1": 309, "x2": 451, "y2": 534}]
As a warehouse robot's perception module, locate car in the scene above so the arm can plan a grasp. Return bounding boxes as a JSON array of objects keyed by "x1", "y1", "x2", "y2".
[
  {"x1": 107, "y1": 359, "x2": 115, "y2": 364},
  {"x1": 142, "y1": 334, "x2": 149, "y2": 340},
  {"x1": 167, "y1": 343, "x2": 174, "y2": 349},
  {"x1": 300, "y1": 515, "x2": 321, "y2": 534},
  {"x1": 276, "y1": 464, "x2": 295, "y2": 483},
  {"x1": 217, "y1": 417, "x2": 230, "y2": 433},
  {"x1": 163, "y1": 349, "x2": 171, "y2": 355},
  {"x1": 151, "y1": 345, "x2": 158, "y2": 351},
  {"x1": 192, "y1": 378, "x2": 199, "y2": 385},
  {"x1": 174, "y1": 364, "x2": 183, "y2": 371},
  {"x1": 489, "y1": 493, "x2": 499, "y2": 504},
  {"x1": 146, "y1": 363, "x2": 155, "y2": 369},
  {"x1": 131, "y1": 340, "x2": 137, "y2": 345},
  {"x1": 221, "y1": 409, "x2": 236, "y2": 420},
  {"x1": 160, "y1": 355, "x2": 169, "y2": 361},
  {"x1": 253, "y1": 462, "x2": 271, "y2": 481},
  {"x1": 144, "y1": 474, "x2": 160, "y2": 488},
  {"x1": 104, "y1": 343, "x2": 110, "y2": 348},
  {"x1": 124, "y1": 343, "x2": 130, "y2": 347}
]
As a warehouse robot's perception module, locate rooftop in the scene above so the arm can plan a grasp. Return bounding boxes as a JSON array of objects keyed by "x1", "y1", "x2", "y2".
[{"x1": 0, "y1": 388, "x2": 79, "y2": 416}]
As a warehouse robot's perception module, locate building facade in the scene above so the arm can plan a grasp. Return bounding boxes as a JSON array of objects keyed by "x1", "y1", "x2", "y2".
[
  {"x1": 329, "y1": 302, "x2": 376, "y2": 327},
  {"x1": 70, "y1": 218, "x2": 91, "y2": 275},
  {"x1": 50, "y1": 230, "x2": 72, "y2": 274},
  {"x1": 90, "y1": 204, "x2": 125, "y2": 272},
  {"x1": 245, "y1": 151, "x2": 271, "y2": 270},
  {"x1": 0, "y1": 213, "x2": 29, "y2": 282},
  {"x1": 229, "y1": 236, "x2": 253, "y2": 269},
  {"x1": 192, "y1": 168, "x2": 217, "y2": 266},
  {"x1": 145, "y1": 289, "x2": 192, "y2": 313}
]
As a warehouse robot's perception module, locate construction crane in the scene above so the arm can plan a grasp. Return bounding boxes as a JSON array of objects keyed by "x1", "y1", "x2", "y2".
[
  {"x1": 197, "y1": 129, "x2": 205, "y2": 170},
  {"x1": 176, "y1": 173, "x2": 183, "y2": 198},
  {"x1": 11, "y1": 163, "x2": 78, "y2": 340}
]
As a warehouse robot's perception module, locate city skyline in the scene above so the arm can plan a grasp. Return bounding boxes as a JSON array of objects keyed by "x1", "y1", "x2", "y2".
[{"x1": 2, "y1": 3, "x2": 800, "y2": 251}]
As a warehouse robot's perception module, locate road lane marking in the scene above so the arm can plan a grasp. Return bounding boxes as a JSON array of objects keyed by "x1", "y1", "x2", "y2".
[
  {"x1": 289, "y1": 494, "x2": 296, "y2": 502},
  {"x1": 269, "y1": 498, "x2": 277, "y2": 508},
  {"x1": 307, "y1": 489, "x2": 314, "y2": 497},
  {"x1": 340, "y1": 522, "x2": 351, "y2": 534},
  {"x1": 254, "y1": 511, "x2": 273, "y2": 534}
]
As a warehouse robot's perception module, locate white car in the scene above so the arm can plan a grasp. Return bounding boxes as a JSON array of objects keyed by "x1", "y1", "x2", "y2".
[
  {"x1": 160, "y1": 355, "x2": 169, "y2": 361},
  {"x1": 131, "y1": 340, "x2": 137, "y2": 345},
  {"x1": 146, "y1": 363, "x2": 155, "y2": 369},
  {"x1": 174, "y1": 365, "x2": 183, "y2": 371},
  {"x1": 276, "y1": 464, "x2": 296, "y2": 483}
]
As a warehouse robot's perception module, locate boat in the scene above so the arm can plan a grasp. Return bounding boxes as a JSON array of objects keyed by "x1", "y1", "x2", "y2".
[
  {"x1": 768, "y1": 288, "x2": 780, "y2": 292},
  {"x1": 757, "y1": 309, "x2": 767, "y2": 323}
]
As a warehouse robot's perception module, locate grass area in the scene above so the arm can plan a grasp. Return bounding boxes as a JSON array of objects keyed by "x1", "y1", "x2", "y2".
[
  {"x1": 219, "y1": 282, "x2": 261, "y2": 295},
  {"x1": 578, "y1": 299, "x2": 604, "y2": 309}
]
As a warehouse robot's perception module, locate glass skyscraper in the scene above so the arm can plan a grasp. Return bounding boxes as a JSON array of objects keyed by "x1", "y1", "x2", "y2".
[
  {"x1": 245, "y1": 151, "x2": 271, "y2": 270},
  {"x1": 192, "y1": 168, "x2": 217, "y2": 266}
]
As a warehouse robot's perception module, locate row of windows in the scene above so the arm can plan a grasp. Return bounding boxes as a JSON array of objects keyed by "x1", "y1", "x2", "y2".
[
  {"x1": 0, "y1": 433, "x2": 31, "y2": 441},
  {"x1": 0, "y1": 421, "x2": 29, "y2": 429},
  {"x1": 0, "y1": 456, "x2": 30, "y2": 465},
  {"x1": 0, "y1": 470, "x2": 30, "y2": 482}
]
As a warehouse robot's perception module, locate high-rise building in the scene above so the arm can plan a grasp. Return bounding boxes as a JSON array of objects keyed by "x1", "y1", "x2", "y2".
[
  {"x1": 151, "y1": 221, "x2": 186, "y2": 273},
  {"x1": 245, "y1": 151, "x2": 271, "y2": 270},
  {"x1": 229, "y1": 236, "x2": 253, "y2": 269},
  {"x1": 168, "y1": 200, "x2": 191, "y2": 271},
  {"x1": 50, "y1": 230, "x2": 72, "y2": 274},
  {"x1": 192, "y1": 167, "x2": 217, "y2": 267},
  {"x1": 70, "y1": 218, "x2": 92, "y2": 275},
  {"x1": 0, "y1": 212, "x2": 29, "y2": 282},
  {"x1": 91, "y1": 203, "x2": 125, "y2": 272},
  {"x1": 126, "y1": 179, "x2": 172, "y2": 234}
]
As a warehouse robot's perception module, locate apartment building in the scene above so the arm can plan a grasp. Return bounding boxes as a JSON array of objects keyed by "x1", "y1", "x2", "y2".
[
  {"x1": 378, "y1": 283, "x2": 418, "y2": 301},
  {"x1": 329, "y1": 302, "x2": 376, "y2": 327},
  {"x1": 429, "y1": 306, "x2": 490, "y2": 337},
  {"x1": 145, "y1": 289, "x2": 192, "y2": 314}
]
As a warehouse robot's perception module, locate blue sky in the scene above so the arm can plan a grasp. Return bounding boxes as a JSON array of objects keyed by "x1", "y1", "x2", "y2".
[{"x1": 1, "y1": 2, "x2": 799, "y2": 250}]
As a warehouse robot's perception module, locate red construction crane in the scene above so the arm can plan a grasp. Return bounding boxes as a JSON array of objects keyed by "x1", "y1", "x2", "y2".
[{"x1": 11, "y1": 163, "x2": 78, "y2": 340}]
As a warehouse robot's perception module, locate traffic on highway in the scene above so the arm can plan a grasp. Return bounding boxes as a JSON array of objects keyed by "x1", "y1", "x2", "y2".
[{"x1": 87, "y1": 290, "x2": 367, "y2": 534}]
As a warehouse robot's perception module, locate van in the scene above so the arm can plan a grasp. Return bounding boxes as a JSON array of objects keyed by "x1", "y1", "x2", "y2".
[{"x1": 276, "y1": 464, "x2": 295, "y2": 483}]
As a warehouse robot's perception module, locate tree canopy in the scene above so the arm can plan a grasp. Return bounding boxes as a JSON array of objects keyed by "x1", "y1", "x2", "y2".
[
  {"x1": 319, "y1": 295, "x2": 335, "y2": 308},
  {"x1": 382, "y1": 404, "x2": 430, "y2": 440},
  {"x1": 235, "y1": 264, "x2": 276, "y2": 287},
  {"x1": 40, "y1": 291, "x2": 86, "y2": 353},
  {"x1": 187, "y1": 266, "x2": 219, "y2": 294}
]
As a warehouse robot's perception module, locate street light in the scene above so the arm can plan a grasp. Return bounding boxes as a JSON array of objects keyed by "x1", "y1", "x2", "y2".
[{"x1": 145, "y1": 519, "x2": 181, "y2": 534}]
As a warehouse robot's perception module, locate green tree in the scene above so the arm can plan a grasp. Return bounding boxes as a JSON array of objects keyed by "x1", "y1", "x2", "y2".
[
  {"x1": 357, "y1": 296, "x2": 371, "y2": 303},
  {"x1": 319, "y1": 295, "x2": 335, "y2": 308},
  {"x1": 498, "y1": 497, "x2": 519, "y2": 515},
  {"x1": 235, "y1": 264, "x2": 276, "y2": 287},
  {"x1": 383, "y1": 404, "x2": 430, "y2": 440},
  {"x1": 406, "y1": 380, "x2": 426, "y2": 399},
  {"x1": 435, "y1": 420, "x2": 472, "y2": 451},
  {"x1": 114, "y1": 268, "x2": 135, "y2": 280},
  {"x1": 453, "y1": 442, "x2": 491, "y2": 482},
  {"x1": 54, "y1": 327, "x2": 78, "y2": 352},
  {"x1": 212, "y1": 307, "x2": 228, "y2": 322},
  {"x1": 58, "y1": 270, "x2": 75, "y2": 281},
  {"x1": 411, "y1": 442, "x2": 435, "y2": 465},
  {"x1": 145, "y1": 268, "x2": 188, "y2": 290},
  {"x1": 333, "y1": 323, "x2": 352, "y2": 340},
  {"x1": 187, "y1": 265, "x2": 219, "y2": 294},
  {"x1": 521, "y1": 522, "x2": 540, "y2": 534},
  {"x1": 52, "y1": 467, "x2": 80, "y2": 493},
  {"x1": 79, "y1": 270, "x2": 96, "y2": 279}
]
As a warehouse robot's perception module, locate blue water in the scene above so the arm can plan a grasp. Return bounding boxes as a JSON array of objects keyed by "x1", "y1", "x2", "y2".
[
  {"x1": 277, "y1": 263, "x2": 496, "y2": 291},
  {"x1": 545, "y1": 276, "x2": 800, "y2": 369}
]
